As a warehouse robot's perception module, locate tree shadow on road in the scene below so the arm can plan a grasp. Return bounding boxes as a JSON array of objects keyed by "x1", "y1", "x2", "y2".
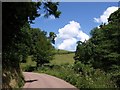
[{"x1": 25, "y1": 79, "x2": 38, "y2": 83}]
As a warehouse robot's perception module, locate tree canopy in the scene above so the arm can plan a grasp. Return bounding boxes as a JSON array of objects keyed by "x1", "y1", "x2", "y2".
[
  {"x1": 3, "y1": 2, "x2": 61, "y2": 66},
  {"x1": 74, "y1": 8, "x2": 120, "y2": 87},
  {"x1": 74, "y1": 8, "x2": 120, "y2": 71},
  {"x1": 2, "y1": 2, "x2": 61, "y2": 89}
]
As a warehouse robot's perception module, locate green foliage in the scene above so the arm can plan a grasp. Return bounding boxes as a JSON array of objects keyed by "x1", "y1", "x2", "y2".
[
  {"x1": 108, "y1": 8, "x2": 120, "y2": 23},
  {"x1": 74, "y1": 62, "x2": 115, "y2": 88},
  {"x1": 43, "y1": 2, "x2": 61, "y2": 18},
  {"x1": 2, "y1": 2, "x2": 61, "y2": 89},
  {"x1": 74, "y1": 61, "x2": 93, "y2": 75},
  {"x1": 75, "y1": 8, "x2": 120, "y2": 71},
  {"x1": 17, "y1": 72, "x2": 25, "y2": 88},
  {"x1": 23, "y1": 65, "x2": 36, "y2": 72},
  {"x1": 3, "y1": 2, "x2": 41, "y2": 50},
  {"x1": 28, "y1": 28, "x2": 54, "y2": 67},
  {"x1": 21, "y1": 51, "x2": 75, "y2": 70},
  {"x1": 50, "y1": 53, "x2": 75, "y2": 65},
  {"x1": 74, "y1": 8, "x2": 120, "y2": 87},
  {"x1": 3, "y1": 2, "x2": 61, "y2": 66},
  {"x1": 49, "y1": 32, "x2": 57, "y2": 44},
  {"x1": 37, "y1": 64, "x2": 78, "y2": 86},
  {"x1": 36, "y1": 63, "x2": 115, "y2": 89},
  {"x1": 21, "y1": 56, "x2": 36, "y2": 72},
  {"x1": 20, "y1": 26, "x2": 54, "y2": 68}
]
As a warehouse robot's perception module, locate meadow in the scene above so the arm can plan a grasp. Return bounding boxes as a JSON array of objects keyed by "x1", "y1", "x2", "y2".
[
  {"x1": 20, "y1": 49, "x2": 75, "y2": 71},
  {"x1": 50, "y1": 53, "x2": 74, "y2": 65}
]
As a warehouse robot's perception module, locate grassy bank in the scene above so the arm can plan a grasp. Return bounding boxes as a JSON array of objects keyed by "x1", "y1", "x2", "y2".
[
  {"x1": 20, "y1": 50, "x2": 75, "y2": 71},
  {"x1": 21, "y1": 50, "x2": 116, "y2": 89},
  {"x1": 36, "y1": 64, "x2": 116, "y2": 89}
]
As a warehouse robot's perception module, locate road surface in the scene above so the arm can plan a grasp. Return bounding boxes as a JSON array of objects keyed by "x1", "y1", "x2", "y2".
[{"x1": 23, "y1": 72, "x2": 78, "y2": 89}]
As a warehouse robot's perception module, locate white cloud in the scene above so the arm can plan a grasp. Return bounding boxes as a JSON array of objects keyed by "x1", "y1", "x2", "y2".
[
  {"x1": 94, "y1": 6, "x2": 118, "y2": 24},
  {"x1": 49, "y1": 15, "x2": 55, "y2": 20},
  {"x1": 55, "y1": 21, "x2": 90, "y2": 51},
  {"x1": 58, "y1": 38, "x2": 77, "y2": 51}
]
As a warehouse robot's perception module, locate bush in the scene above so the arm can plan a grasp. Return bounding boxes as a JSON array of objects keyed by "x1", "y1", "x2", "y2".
[
  {"x1": 18, "y1": 72, "x2": 25, "y2": 88},
  {"x1": 77, "y1": 69, "x2": 115, "y2": 88},
  {"x1": 24, "y1": 65, "x2": 36, "y2": 72},
  {"x1": 74, "y1": 61, "x2": 94, "y2": 76},
  {"x1": 110, "y1": 71, "x2": 120, "y2": 88},
  {"x1": 36, "y1": 63, "x2": 116, "y2": 89},
  {"x1": 74, "y1": 62, "x2": 115, "y2": 88}
]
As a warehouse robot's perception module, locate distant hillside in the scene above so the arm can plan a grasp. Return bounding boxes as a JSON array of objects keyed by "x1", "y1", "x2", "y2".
[
  {"x1": 50, "y1": 53, "x2": 75, "y2": 65},
  {"x1": 21, "y1": 49, "x2": 75, "y2": 71},
  {"x1": 53, "y1": 49, "x2": 75, "y2": 55},
  {"x1": 50, "y1": 49, "x2": 75, "y2": 65}
]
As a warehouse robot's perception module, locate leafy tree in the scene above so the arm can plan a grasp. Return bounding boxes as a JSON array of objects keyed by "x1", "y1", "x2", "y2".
[
  {"x1": 2, "y1": 2, "x2": 61, "y2": 88},
  {"x1": 3, "y1": 2, "x2": 61, "y2": 66},
  {"x1": 75, "y1": 8, "x2": 120, "y2": 71},
  {"x1": 108, "y1": 8, "x2": 120, "y2": 23},
  {"x1": 43, "y1": 2, "x2": 61, "y2": 18},
  {"x1": 74, "y1": 8, "x2": 120, "y2": 87},
  {"x1": 28, "y1": 28, "x2": 54, "y2": 67},
  {"x1": 49, "y1": 32, "x2": 57, "y2": 44}
]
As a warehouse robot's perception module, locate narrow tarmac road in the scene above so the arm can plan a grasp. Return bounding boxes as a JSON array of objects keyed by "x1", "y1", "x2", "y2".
[{"x1": 23, "y1": 72, "x2": 78, "y2": 89}]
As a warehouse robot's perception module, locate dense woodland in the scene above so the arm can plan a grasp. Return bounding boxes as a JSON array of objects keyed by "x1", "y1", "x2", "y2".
[
  {"x1": 75, "y1": 9, "x2": 120, "y2": 72},
  {"x1": 2, "y1": 2, "x2": 61, "y2": 89},
  {"x1": 74, "y1": 8, "x2": 120, "y2": 88},
  {"x1": 2, "y1": 2, "x2": 120, "y2": 89}
]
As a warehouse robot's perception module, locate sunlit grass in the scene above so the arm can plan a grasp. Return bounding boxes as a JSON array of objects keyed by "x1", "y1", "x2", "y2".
[
  {"x1": 50, "y1": 53, "x2": 75, "y2": 65},
  {"x1": 20, "y1": 50, "x2": 75, "y2": 70},
  {"x1": 20, "y1": 56, "x2": 36, "y2": 70}
]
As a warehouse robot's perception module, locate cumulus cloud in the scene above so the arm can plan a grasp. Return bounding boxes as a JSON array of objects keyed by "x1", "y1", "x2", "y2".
[
  {"x1": 58, "y1": 38, "x2": 77, "y2": 51},
  {"x1": 55, "y1": 21, "x2": 90, "y2": 51},
  {"x1": 94, "y1": 6, "x2": 118, "y2": 24}
]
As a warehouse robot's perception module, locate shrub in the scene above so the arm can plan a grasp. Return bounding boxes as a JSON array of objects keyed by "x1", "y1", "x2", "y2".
[
  {"x1": 73, "y1": 61, "x2": 115, "y2": 88},
  {"x1": 24, "y1": 65, "x2": 35, "y2": 72},
  {"x1": 111, "y1": 71, "x2": 120, "y2": 88},
  {"x1": 36, "y1": 63, "x2": 116, "y2": 89}
]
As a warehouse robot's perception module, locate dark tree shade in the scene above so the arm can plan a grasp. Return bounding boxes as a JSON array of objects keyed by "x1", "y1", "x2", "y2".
[
  {"x1": 3, "y1": 2, "x2": 41, "y2": 49},
  {"x1": 2, "y1": 2, "x2": 61, "y2": 89}
]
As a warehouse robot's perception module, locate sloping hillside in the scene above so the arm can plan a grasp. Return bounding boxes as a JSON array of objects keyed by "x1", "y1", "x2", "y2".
[{"x1": 50, "y1": 51, "x2": 75, "y2": 65}]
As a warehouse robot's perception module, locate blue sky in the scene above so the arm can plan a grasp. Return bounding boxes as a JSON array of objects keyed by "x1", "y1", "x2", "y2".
[{"x1": 31, "y1": 2, "x2": 118, "y2": 51}]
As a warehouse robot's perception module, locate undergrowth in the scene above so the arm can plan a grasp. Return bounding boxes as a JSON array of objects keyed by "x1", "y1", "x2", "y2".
[{"x1": 35, "y1": 63, "x2": 116, "y2": 89}]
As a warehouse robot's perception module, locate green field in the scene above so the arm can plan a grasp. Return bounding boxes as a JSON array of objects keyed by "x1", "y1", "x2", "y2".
[
  {"x1": 20, "y1": 56, "x2": 36, "y2": 71},
  {"x1": 53, "y1": 49, "x2": 74, "y2": 54},
  {"x1": 51, "y1": 49, "x2": 75, "y2": 65},
  {"x1": 50, "y1": 53, "x2": 75, "y2": 65},
  {"x1": 20, "y1": 50, "x2": 75, "y2": 70}
]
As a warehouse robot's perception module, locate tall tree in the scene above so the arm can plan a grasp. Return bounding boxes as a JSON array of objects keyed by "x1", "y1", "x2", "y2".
[
  {"x1": 74, "y1": 8, "x2": 120, "y2": 71},
  {"x1": 3, "y1": 2, "x2": 61, "y2": 69},
  {"x1": 2, "y1": 2, "x2": 61, "y2": 88},
  {"x1": 29, "y1": 28, "x2": 54, "y2": 67}
]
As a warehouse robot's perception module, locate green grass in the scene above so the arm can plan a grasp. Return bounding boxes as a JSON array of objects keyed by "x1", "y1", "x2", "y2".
[
  {"x1": 36, "y1": 64, "x2": 116, "y2": 89},
  {"x1": 20, "y1": 50, "x2": 75, "y2": 71},
  {"x1": 50, "y1": 53, "x2": 75, "y2": 65},
  {"x1": 20, "y1": 50, "x2": 116, "y2": 88},
  {"x1": 53, "y1": 49, "x2": 74, "y2": 54},
  {"x1": 20, "y1": 56, "x2": 36, "y2": 71},
  {"x1": 20, "y1": 50, "x2": 75, "y2": 68}
]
